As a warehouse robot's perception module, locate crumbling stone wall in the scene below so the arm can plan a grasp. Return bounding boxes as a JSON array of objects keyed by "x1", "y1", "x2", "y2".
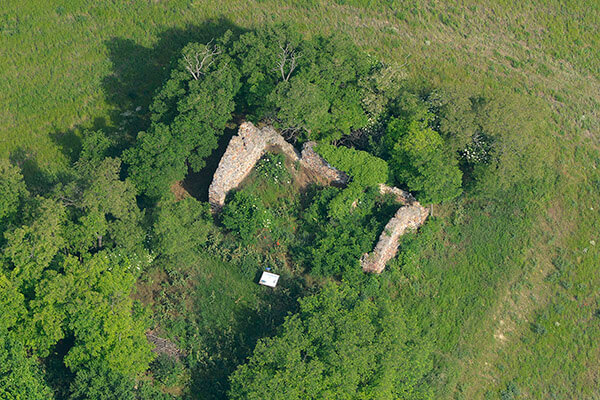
[
  {"x1": 208, "y1": 122, "x2": 347, "y2": 210},
  {"x1": 299, "y1": 141, "x2": 349, "y2": 187},
  {"x1": 377, "y1": 183, "x2": 416, "y2": 205},
  {"x1": 146, "y1": 331, "x2": 185, "y2": 360},
  {"x1": 360, "y1": 184, "x2": 429, "y2": 273},
  {"x1": 360, "y1": 202, "x2": 429, "y2": 273}
]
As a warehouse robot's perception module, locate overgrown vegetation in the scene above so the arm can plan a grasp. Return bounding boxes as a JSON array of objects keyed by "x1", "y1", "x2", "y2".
[{"x1": 1, "y1": 1, "x2": 599, "y2": 399}]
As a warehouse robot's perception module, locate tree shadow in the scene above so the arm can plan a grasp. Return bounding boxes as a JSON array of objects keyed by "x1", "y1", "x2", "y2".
[
  {"x1": 182, "y1": 125, "x2": 236, "y2": 201},
  {"x1": 9, "y1": 148, "x2": 60, "y2": 195},
  {"x1": 48, "y1": 117, "x2": 110, "y2": 164},
  {"x1": 101, "y1": 18, "x2": 247, "y2": 139},
  {"x1": 187, "y1": 274, "x2": 304, "y2": 400},
  {"x1": 38, "y1": 18, "x2": 247, "y2": 188}
]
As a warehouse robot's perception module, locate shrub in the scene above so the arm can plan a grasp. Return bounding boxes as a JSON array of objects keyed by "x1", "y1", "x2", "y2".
[
  {"x1": 221, "y1": 191, "x2": 271, "y2": 244},
  {"x1": 316, "y1": 143, "x2": 388, "y2": 187},
  {"x1": 386, "y1": 117, "x2": 463, "y2": 204},
  {"x1": 150, "y1": 354, "x2": 185, "y2": 387},
  {"x1": 255, "y1": 153, "x2": 291, "y2": 184},
  {"x1": 229, "y1": 283, "x2": 433, "y2": 399}
]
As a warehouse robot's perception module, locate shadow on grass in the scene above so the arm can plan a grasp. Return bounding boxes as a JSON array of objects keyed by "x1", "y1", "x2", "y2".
[
  {"x1": 44, "y1": 18, "x2": 247, "y2": 170},
  {"x1": 184, "y1": 273, "x2": 304, "y2": 400},
  {"x1": 101, "y1": 18, "x2": 247, "y2": 142},
  {"x1": 8, "y1": 147, "x2": 72, "y2": 195}
]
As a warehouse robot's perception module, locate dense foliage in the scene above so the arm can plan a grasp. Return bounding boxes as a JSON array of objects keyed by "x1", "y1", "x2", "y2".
[
  {"x1": 232, "y1": 25, "x2": 374, "y2": 141},
  {"x1": 229, "y1": 283, "x2": 432, "y2": 399},
  {"x1": 385, "y1": 117, "x2": 462, "y2": 204},
  {"x1": 124, "y1": 35, "x2": 242, "y2": 199},
  {"x1": 293, "y1": 186, "x2": 396, "y2": 278}
]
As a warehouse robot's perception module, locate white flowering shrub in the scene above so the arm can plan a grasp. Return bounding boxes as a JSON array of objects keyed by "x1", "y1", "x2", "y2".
[
  {"x1": 255, "y1": 153, "x2": 291, "y2": 184},
  {"x1": 461, "y1": 134, "x2": 492, "y2": 164}
]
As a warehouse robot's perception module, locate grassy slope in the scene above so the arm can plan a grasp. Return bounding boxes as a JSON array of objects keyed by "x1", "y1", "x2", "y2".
[{"x1": 2, "y1": 0, "x2": 599, "y2": 398}]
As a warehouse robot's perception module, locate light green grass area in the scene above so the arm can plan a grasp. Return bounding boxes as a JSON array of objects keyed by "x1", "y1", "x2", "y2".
[{"x1": 2, "y1": 0, "x2": 599, "y2": 398}]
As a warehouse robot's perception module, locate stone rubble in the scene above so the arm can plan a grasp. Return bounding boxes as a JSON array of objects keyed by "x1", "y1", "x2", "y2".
[
  {"x1": 360, "y1": 202, "x2": 429, "y2": 274},
  {"x1": 360, "y1": 184, "x2": 428, "y2": 273},
  {"x1": 299, "y1": 141, "x2": 349, "y2": 187}
]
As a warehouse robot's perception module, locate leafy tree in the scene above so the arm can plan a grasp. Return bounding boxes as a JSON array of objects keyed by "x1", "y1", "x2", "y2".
[
  {"x1": 315, "y1": 143, "x2": 388, "y2": 219},
  {"x1": 423, "y1": 89, "x2": 479, "y2": 153},
  {"x1": 231, "y1": 24, "x2": 304, "y2": 119},
  {"x1": 386, "y1": 117, "x2": 462, "y2": 204},
  {"x1": 32, "y1": 253, "x2": 153, "y2": 377},
  {"x1": 0, "y1": 329, "x2": 55, "y2": 400},
  {"x1": 75, "y1": 130, "x2": 115, "y2": 177},
  {"x1": 0, "y1": 272, "x2": 25, "y2": 331},
  {"x1": 229, "y1": 283, "x2": 432, "y2": 399},
  {"x1": 316, "y1": 143, "x2": 388, "y2": 187},
  {"x1": 2, "y1": 197, "x2": 66, "y2": 295},
  {"x1": 122, "y1": 123, "x2": 188, "y2": 199},
  {"x1": 293, "y1": 187, "x2": 392, "y2": 278},
  {"x1": 69, "y1": 362, "x2": 135, "y2": 400},
  {"x1": 126, "y1": 34, "x2": 241, "y2": 198},
  {"x1": 153, "y1": 197, "x2": 213, "y2": 262},
  {"x1": 276, "y1": 33, "x2": 371, "y2": 141},
  {"x1": 56, "y1": 146, "x2": 146, "y2": 256},
  {"x1": 150, "y1": 353, "x2": 185, "y2": 387},
  {"x1": 233, "y1": 25, "x2": 373, "y2": 142},
  {"x1": 0, "y1": 159, "x2": 28, "y2": 232}
]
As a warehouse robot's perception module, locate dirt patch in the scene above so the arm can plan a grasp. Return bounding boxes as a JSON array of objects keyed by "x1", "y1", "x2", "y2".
[
  {"x1": 170, "y1": 180, "x2": 190, "y2": 201},
  {"x1": 146, "y1": 329, "x2": 186, "y2": 360}
]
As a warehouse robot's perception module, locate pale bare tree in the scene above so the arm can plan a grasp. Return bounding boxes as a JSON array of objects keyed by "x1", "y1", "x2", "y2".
[
  {"x1": 276, "y1": 42, "x2": 299, "y2": 82},
  {"x1": 183, "y1": 40, "x2": 222, "y2": 80}
]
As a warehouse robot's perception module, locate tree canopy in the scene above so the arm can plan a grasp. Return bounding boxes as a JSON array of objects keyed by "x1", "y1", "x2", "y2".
[
  {"x1": 0, "y1": 19, "x2": 538, "y2": 400},
  {"x1": 125, "y1": 34, "x2": 241, "y2": 199},
  {"x1": 385, "y1": 117, "x2": 463, "y2": 204},
  {"x1": 228, "y1": 283, "x2": 432, "y2": 399}
]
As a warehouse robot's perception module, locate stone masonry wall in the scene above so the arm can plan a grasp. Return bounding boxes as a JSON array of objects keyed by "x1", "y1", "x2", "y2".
[
  {"x1": 359, "y1": 184, "x2": 429, "y2": 273},
  {"x1": 377, "y1": 183, "x2": 416, "y2": 205},
  {"x1": 299, "y1": 141, "x2": 349, "y2": 186},
  {"x1": 208, "y1": 122, "x2": 347, "y2": 210},
  {"x1": 360, "y1": 202, "x2": 429, "y2": 273}
]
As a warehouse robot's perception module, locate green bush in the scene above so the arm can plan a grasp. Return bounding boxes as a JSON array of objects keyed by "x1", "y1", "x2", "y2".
[
  {"x1": 385, "y1": 116, "x2": 463, "y2": 204},
  {"x1": 293, "y1": 187, "x2": 394, "y2": 278},
  {"x1": 229, "y1": 283, "x2": 433, "y2": 399},
  {"x1": 221, "y1": 191, "x2": 271, "y2": 243},
  {"x1": 150, "y1": 354, "x2": 185, "y2": 387},
  {"x1": 255, "y1": 153, "x2": 291, "y2": 184},
  {"x1": 315, "y1": 143, "x2": 388, "y2": 187}
]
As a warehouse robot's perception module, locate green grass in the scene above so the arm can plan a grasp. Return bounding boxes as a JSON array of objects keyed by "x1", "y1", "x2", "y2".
[
  {"x1": 149, "y1": 251, "x2": 305, "y2": 399},
  {"x1": 3, "y1": 0, "x2": 600, "y2": 398}
]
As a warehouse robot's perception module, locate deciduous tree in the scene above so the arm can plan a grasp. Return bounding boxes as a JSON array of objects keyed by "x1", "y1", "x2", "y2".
[
  {"x1": 229, "y1": 283, "x2": 432, "y2": 399},
  {"x1": 386, "y1": 117, "x2": 463, "y2": 204}
]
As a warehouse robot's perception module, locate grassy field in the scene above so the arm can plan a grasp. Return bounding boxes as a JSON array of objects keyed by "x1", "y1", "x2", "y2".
[{"x1": 3, "y1": 0, "x2": 599, "y2": 398}]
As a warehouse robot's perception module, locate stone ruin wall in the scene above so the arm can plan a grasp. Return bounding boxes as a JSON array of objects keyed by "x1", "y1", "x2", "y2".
[
  {"x1": 208, "y1": 122, "x2": 348, "y2": 211},
  {"x1": 360, "y1": 185, "x2": 429, "y2": 273},
  {"x1": 299, "y1": 141, "x2": 349, "y2": 187},
  {"x1": 207, "y1": 122, "x2": 428, "y2": 274}
]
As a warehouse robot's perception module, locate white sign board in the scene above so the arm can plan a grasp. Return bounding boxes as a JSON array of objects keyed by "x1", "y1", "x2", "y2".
[{"x1": 259, "y1": 271, "x2": 280, "y2": 288}]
